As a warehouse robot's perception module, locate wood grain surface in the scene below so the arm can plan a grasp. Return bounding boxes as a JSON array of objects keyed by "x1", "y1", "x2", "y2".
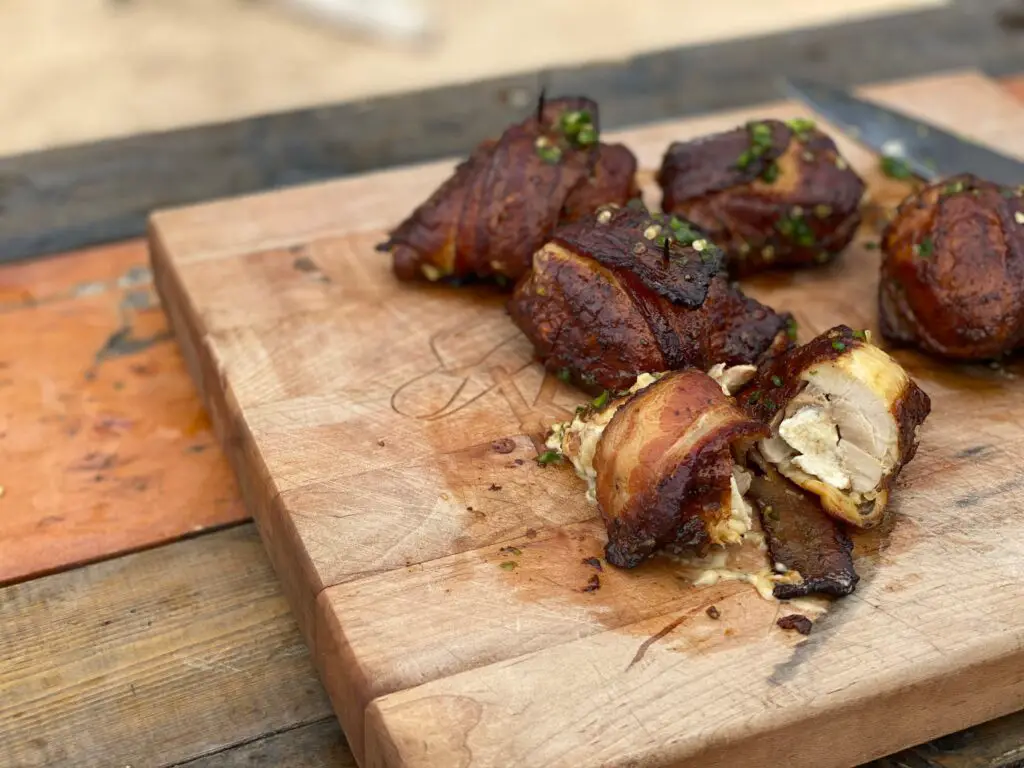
[
  {"x1": 0, "y1": 524, "x2": 334, "y2": 768},
  {"x1": 177, "y1": 717, "x2": 356, "y2": 768},
  {"x1": 149, "y1": 70, "x2": 1024, "y2": 768},
  {"x1": 0, "y1": 241, "x2": 247, "y2": 585}
]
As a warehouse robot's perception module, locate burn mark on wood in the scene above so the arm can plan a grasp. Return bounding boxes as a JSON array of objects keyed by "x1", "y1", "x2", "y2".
[
  {"x1": 955, "y1": 444, "x2": 991, "y2": 459},
  {"x1": 70, "y1": 452, "x2": 119, "y2": 471},
  {"x1": 954, "y1": 476, "x2": 1024, "y2": 509},
  {"x1": 293, "y1": 255, "x2": 330, "y2": 283}
]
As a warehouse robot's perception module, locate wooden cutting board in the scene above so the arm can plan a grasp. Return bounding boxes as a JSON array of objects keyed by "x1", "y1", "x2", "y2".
[{"x1": 149, "y1": 70, "x2": 1024, "y2": 768}]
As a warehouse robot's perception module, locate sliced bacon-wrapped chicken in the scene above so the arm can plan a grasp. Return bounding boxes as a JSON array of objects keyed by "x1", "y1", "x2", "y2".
[
  {"x1": 879, "y1": 174, "x2": 1024, "y2": 360},
  {"x1": 546, "y1": 370, "x2": 768, "y2": 568},
  {"x1": 545, "y1": 367, "x2": 864, "y2": 597},
  {"x1": 377, "y1": 96, "x2": 639, "y2": 285},
  {"x1": 508, "y1": 204, "x2": 794, "y2": 393},
  {"x1": 656, "y1": 118, "x2": 865, "y2": 276},
  {"x1": 737, "y1": 325, "x2": 931, "y2": 529}
]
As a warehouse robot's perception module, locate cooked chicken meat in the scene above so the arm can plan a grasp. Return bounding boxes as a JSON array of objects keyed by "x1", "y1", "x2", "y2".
[
  {"x1": 377, "y1": 96, "x2": 639, "y2": 285},
  {"x1": 707, "y1": 363, "x2": 758, "y2": 396},
  {"x1": 547, "y1": 370, "x2": 768, "y2": 567},
  {"x1": 508, "y1": 203, "x2": 794, "y2": 393},
  {"x1": 879, "y1": 173, "x2": 1024, "y2": 360},
  {"x1": 656, "y1": 118, "x2": 865, "y2": 276},
  {"x1": 738, "y1": 325, "x2": 931, "y2": 528}
]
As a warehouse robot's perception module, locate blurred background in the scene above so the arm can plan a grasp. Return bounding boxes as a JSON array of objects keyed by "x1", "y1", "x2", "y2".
[{"x1": 0, "y1": 0, "x2": 949, "y2": 156}]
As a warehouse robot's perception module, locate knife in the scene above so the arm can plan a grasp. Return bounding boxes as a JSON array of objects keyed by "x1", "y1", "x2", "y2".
[{"x1": 781, "y1": 77, "x2": 1024, "y2": 187}]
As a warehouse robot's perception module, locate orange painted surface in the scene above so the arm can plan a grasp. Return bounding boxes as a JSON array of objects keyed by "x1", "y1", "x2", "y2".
[
  {"x1": 1005, "y1": 74, "x2": 1024, "y2": 104},
  {"x1": 0, "y1": 240, "x2": 246, "y2": 584}
]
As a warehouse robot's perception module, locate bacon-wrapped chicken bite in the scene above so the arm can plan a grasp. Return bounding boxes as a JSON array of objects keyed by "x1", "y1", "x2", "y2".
[
  {"x1": 737, "y1": 325, "x2": 931, "y2": 529},
  {"x1": 377, "y1": 97, "x2": 639, "y2": 285},
  {"x1": 508, "y1": 204, "x2": 793, "y2": 393},
  {"x1": 546, "y1": 370, "x2": 767, "y2": 567},
  {"x1": 656, "y1": 119, "x2": 865, "y2": 276},
  {"x1": 879, "y1": 174, "x2": 1024, "y2": 360}
]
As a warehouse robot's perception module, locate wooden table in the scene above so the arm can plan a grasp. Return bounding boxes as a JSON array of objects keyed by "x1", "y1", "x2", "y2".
[{"x1": 3, "y1": 28, "x2": 1024, "y2": 768}]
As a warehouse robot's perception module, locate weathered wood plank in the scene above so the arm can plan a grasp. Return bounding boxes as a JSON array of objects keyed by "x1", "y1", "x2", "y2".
[
  {"x1": 0, "y1": 239, "x2": 246, "y2": 585},
  {"x1": 173, "y1": 717, "x2": 356, "y2": 768},
  {"x1": 2, "y1": 0, "x2": 1022, "y2": 264},
  {"x1": 874, "y1": 708, "x2": 1024, "y2": 767},
  {"x1": 0, "y1": 524, "x2": 333, "y2": 768},
  {"x1": 914, "y1": 711, "x2": 1024, "y2": 767}
]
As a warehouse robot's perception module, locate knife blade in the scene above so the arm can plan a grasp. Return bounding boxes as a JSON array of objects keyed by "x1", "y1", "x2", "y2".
[{"x1": 782, "y1": 77, "x2": 1024, "y2": 187}]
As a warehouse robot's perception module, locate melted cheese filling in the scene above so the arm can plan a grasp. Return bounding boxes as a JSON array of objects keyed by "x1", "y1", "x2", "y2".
[
  {"x1": 546, "y1": 407, "x2": 615, "y2": 504},
  {"x1": 671, "y1": 546, "x2": 805, "y2": 603},
  {"x1": 707, "y1": 467, "x2": 755, "y2": 546}
]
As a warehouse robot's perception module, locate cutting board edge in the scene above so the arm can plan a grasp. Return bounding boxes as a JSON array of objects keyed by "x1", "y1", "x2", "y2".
[
  {"x1": 148, "y1": 221, "x2": 326, "y2": 652},
  {"x1": 363, "y1": 628, "x2": 1024, "y2": 768},
  {"x1": 152, "y1": 219, "x2": 373, "y2": 764}
]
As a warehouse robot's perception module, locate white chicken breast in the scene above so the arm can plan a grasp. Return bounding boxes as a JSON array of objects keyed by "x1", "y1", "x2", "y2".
[{"x1": 739, "y1": 326, "x2": 931, "y2": 528}]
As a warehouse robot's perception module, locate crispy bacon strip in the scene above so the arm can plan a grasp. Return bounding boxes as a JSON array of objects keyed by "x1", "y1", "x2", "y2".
[
  {"x1": 594, "y1": 370, "x2": 767, "y2": 568},
  {"x1": 377, "y1": 97, "x2": 639, "y2": 285},
  {"x1": 746, "y1": 470, "x2": 858, "y2": 599},
  {"x1": 508, "y1": 204, "x2": 793, "y2": 393}
]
